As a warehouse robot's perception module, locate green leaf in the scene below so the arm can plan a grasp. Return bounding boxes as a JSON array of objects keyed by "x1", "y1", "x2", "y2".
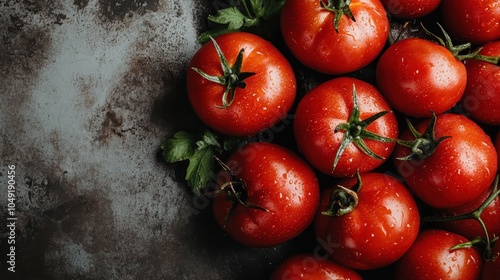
[
  {"x1": 250, "y1": 0, "x2": 265, "y2": 17},
  {"x1": 186, "y1": 147, "x2": 215, "y2": 196},
  {"x1": 196, "y1": 0, "x2": 286, "y2": 43},
  {"x1": 161, "y1": 131, "x2": 196, "y2": 163},
  {"x1": 208, "y1": 7, "x2": 247, "y2": 30},
  {"x1": 201, "y1": 129, "x2": 220, "y2": 148}
]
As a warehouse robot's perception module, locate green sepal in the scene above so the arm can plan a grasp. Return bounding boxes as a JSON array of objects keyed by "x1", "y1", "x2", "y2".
[{"x1": 332, "y1": 84, "x2": 396, "y2": 173}]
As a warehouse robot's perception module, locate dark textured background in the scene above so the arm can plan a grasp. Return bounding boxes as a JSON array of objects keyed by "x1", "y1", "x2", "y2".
[{"x1": 0, "y1": 1, "x2": 315, "y2": 279}]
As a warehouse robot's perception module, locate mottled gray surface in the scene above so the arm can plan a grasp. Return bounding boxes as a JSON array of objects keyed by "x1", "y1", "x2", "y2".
[{"x1": 0, "y1": 1, "x2": 306, "y2": 279}]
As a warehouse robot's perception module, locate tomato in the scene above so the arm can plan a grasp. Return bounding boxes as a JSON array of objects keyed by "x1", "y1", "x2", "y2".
[
  {"x1": 314, "y1": 172, "x2": 420, "y2": 270},
  {"x1": 212, "y1": 142, "x2": 320, "y2": 247},
  {"x1": 394, "y1": 229, "x2": 483, "y2": 280},
  {"x1": 438, "y1": 185, "x2": 500, "y2": 240},
  {"x1": 269, "y1": 253, "x2": 363, "y2": 280},
  {"x1": 460, "y1": 41, "x2": 500, "y2": 125},
  {"x1": 380, "y1": 0, "x2": 441, "y2": 19},
  {"x1": 441, "y1": 0, "x2": 500, "y2": 45},
  {"x1": 497, "y1": 130, "x2": 500, "y2": 166},
  {"x1": 394, "y1": 113, "x2": 498, "y2": 209},
  {"x1": 376, "y1": 37, "x2": 467, "y2": 117},
  {"x1": 186, "y1": 32, "x2": 296, "y2": 137},
  {"x1": 482, "y1": 241, "x2": 500, "y2": 280},
  {"x1": 280, "y1": 0, "x2": 389, "y2": 75},
  {"x1": 293, "y1": 77, "x2": 398, "y2": 178}
]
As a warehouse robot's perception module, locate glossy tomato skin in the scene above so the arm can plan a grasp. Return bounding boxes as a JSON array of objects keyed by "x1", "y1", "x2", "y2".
[
  {"x1": 269, "y1": 253, "x2": 363, "y2": 280},
  {"x1": 186, "y1": 32, "x2": 296, "y2": 137},
  {"x1": 441, "y1": 0, "x2": 500, "y2": 45},
  {"x1": 394, "y1": 113, "x2": 498, "y2": 209},
  {"x1": 280, "y1": 0, "x2": 389, "y2": 75},
  {"x1": 314, "y1": 172, "x2": 420, "y2": 270},
  {"x1": 497, "y1": 130, "x2": 500, "y2": 167},
  {"x1": 376, "y1": 38, "x2": 467, "y2": 118},
  {"x1": 293, "y1": 77, "x2": 398, "y2": 178},
  {"x1": 213, "y1": 142, "x2": 320, "y2": 247},
  {"x1": 460, "y1": 41, "x2": 500, "y2": 125},
  {"x1": 380, "y1": 0, "x2": 441, "y2": 19},
  {"x1": 482, "y1": 241, "x2": 500, "y2": 280},
  {"x1": 394, "y1": 229, "x2": 483, "y2": 280},
  {"x1": 438, "y1": 186, "x2": 500, "y2": 240}
]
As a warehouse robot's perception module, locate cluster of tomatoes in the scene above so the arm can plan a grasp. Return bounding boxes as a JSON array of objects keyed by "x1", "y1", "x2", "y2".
[{"x1": 164, "y1": 0, "x2": 500, "y2": 279}]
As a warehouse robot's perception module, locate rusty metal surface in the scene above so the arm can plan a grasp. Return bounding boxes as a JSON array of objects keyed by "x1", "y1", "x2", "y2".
[{"x1": 0, "y1": 1, "x2": 305, "y2": 279}]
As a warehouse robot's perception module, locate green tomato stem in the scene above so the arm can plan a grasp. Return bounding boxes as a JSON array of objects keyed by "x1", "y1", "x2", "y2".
[{"x1": 422, "y1": 174, "x2": 500, "y2": 261}]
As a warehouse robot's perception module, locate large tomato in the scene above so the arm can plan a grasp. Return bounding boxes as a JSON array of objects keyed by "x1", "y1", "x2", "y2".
[
  {"x1": 186, "y1": 32, "x2": 296, "y2": 137},
  {"x1": 441, "y1": 0, "x2": 500, "y2": 45},
  {"x1": 380, "y1": 0, "x2": 441, "y2": 19},
  {"x1": 280, "y1": 0, "x2": 389, "y2": 75},
  {"x1": 460, "y1": 41, "x2": 500, "y2": 125},
  {"x1": 394, "y1": 229, "x2": 483, "y2": 280},
  {"x1": 293, "y1": 77, "x2": 398, "y2": 178},
  {"x1": 269, "y1": 253, "x2": 363, "y2": 280},
  {"x1": 212, "y1": 142, "x2": 320, "y2": 247},
  {"x1": 393, "y1": 113, "x2": 498, "y2": 209},
  {"x1": 376, "y1": 37, "x2": 467, "y2": 117},
  {"x1": 314, "y1": 172, "x2": 420, "y2": 270}
]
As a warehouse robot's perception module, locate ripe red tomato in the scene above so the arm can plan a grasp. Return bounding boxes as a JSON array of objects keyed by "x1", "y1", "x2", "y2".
[
  {"x1": 314, "y1": 172, "x2": 420, "y2": 270},
  {"x1": 438, "y1": 185, "x2": 500, "y2": 240},
  {"x1": 293, "y1": 77, "x2": 398, "y2": 178},
  {"x1": 482, "y1": 240, "x2": 500, "y2": 280},
  {"x1": 376, "y1": 37, "x2": 467, "y2": 117},
  {"x1": 441, "y1": 0, "x2": 500, "y2": 45},
  {"x1": 497, "y1": 130, "x2": 500, "y2": 166},
  {"x1": 380, "y1": 0, "x2": 441, "y2": 19},
  {"x1": 269, "y1": 253, "x2": 363, "y2": 280},
  {"x1": 212, "y1": 142, "x2": 320, "y2": 247},
  {"x1": 186, "y1": 32, "x2": 296, "y2": 137},
  {"x1": 394, "y1": 229, "x2": 483, "y2": 280},
  {"x1": 280, "y1": 0, "x2": 389, "y2": 75},
  {"x1": 460, "y1": 41, "x2": 500, "y2": 125},
  {"x1": 394, "y1": 113, "x2": 498, "y2": 209}
]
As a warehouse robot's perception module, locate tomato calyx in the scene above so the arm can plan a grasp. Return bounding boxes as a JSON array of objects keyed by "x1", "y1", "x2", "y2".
[
  {"x1": 422, "y1": 174, "x2": 500, "y2": 261},
  {"x1": 213, "y1": 156, "x2": 269, "y2": 228},
  {"x1": 320, "y1": 0, "x2": 356, "y2": 32},
  {"x1": 332, "y1": 84, "x2": 396, "y2": 173},
  {"x1": 322, "y1": 171, "x2": 362, "y2": 216},
  {"x1": 192, "y1": 36, "x2": 256, "y2": 109},
  {"x1": 422, "y1": 22, "x2": 499, "y2": 63},
  {"x1": 396, "y1": 112, "x2": 451, "y2": 161}
]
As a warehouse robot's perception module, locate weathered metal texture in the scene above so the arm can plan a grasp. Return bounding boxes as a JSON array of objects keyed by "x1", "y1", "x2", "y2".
[{"x1": 0, "y1": 1, "x2": 305, "y2": 279}]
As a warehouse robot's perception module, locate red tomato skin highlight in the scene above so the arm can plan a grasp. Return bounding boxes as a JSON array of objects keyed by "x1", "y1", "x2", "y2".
[
  {"x1": 380, "y1": 0, "x2": 441, "y2": 19},
  {"x1": 461, "y1": 41, "x2": 500, "y2": 125},
  {"x1": 376, "y1": 38, "x2": 467, "y2": 118},
  {"x1": 293, "y1": 77, "x2": 398, "y2": 178},
  {"x1": 394, "y1": 113, "x2": 498, "y2": 209},
  {"x1": 187, "y1": 32, "x2": 296, "y2": 137},
  {"x1": 394, "y1": 229, "x2": 483, "y2": 280},
  {"x1": 213, "y1": 142, "x2": 320, "y2": 247},
  {"x1": 269, "y1": 253, "x2": 363, "y2": 280},
  {"x1": 280, "y1": 0, "x2": 389, "y2": 75},
  {"x1": 441, "y1": 0, "x2": 500, "y2": 45},
  {"x1": 314, "y1": 172, "x2": 420, "y2": 270}
]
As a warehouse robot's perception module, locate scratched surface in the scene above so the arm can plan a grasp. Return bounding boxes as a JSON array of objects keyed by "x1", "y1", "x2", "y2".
[{"x1": 0, "y1": 1, "x2": 311, "y2": 279}]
